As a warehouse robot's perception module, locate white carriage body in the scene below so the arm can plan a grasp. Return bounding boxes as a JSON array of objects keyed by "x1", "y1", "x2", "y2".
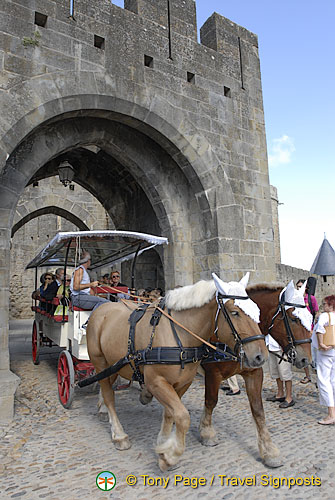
[
  {"x1": 28, "y1": 230, "x2": 168, "y2": 408},
  {"x1": 28, "y1": 230, "x2": 168, "y2": 362},
  {"x1": 35, "y1": 309, "x2": 90, "y2": 360}
]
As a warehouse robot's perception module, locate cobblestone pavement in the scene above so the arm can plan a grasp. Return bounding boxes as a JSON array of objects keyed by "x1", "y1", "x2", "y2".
[{"x1": 1, "y1": 320, "x2": 334, "y2": 499}]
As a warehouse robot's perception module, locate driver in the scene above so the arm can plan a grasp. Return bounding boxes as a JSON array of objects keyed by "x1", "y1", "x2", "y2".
[{"x1": 70, "y1": 251, "x2": 109, "y2": 312}]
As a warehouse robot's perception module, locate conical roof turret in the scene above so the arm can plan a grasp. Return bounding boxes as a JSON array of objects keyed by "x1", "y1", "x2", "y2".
[{"x1": 310, "y1": 236, "x2": 335, "y2": 276}]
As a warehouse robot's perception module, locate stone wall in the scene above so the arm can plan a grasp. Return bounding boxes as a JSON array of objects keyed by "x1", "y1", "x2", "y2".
[
  {"x1": 270, "y1": 185, "x2": 281, "y2": 264},
  {"x1": 1, "y1": 0, "x2": 276, "y2": 283}
]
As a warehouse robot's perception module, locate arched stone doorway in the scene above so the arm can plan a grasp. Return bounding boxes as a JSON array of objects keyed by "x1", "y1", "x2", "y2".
[{"x1": 1, "y1": 99, "x2": 224, "y2": 420}]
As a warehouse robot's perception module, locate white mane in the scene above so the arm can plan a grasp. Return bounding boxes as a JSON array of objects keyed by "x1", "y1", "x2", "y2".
[{"x1": 165, "y1": 280, "x2": 217, "y2": 311}]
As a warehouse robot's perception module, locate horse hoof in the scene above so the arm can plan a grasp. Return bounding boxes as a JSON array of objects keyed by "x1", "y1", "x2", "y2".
[
  {"x1": 200, "y1": 437, "x2": 218, "y2": 447},
  {"x1": 113, "y1": 437, "x2": 131, "y2": 451},
  {"x1": 263, "y1": 456, "x2": 283, "y2": 468},
  {"x1": 139, "y1": 389, "x2": 153, "y2": 405},
  {"x1": 98, "y1": 412, "x2": 109, "y2": 422},
  {"x1": 158, "y1": 455, "x2": 170, "y2": 472}
]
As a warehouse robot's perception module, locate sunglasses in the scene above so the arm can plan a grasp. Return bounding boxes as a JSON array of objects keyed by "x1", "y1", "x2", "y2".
[
  {"x1": 45, "y1": 277, "x2": 52, "y2": 281},
  {"x1": 112, "y1": 275, "x2": 120, "y2": 278}
]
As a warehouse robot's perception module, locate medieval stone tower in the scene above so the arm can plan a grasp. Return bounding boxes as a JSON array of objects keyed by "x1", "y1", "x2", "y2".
[{"x1": 0, "y1": 0, "x2": 275, "y2": 419}]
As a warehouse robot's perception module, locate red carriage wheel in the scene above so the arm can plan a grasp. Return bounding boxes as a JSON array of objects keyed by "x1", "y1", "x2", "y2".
[
  {"x1": 32, "y1": 320, "x2": 40, "y2": 365},
  {"x1": 57, "y1": 350, "x2": 75, "y2": 409}
]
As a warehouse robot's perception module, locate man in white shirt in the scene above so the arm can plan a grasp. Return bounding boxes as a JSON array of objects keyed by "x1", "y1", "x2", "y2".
[
  {"x1": 265, "y1": 334, "x2": 295, "y2": 408},
  {"x1": 70, "y1": 252, "x2": 109, "y2": 311}
]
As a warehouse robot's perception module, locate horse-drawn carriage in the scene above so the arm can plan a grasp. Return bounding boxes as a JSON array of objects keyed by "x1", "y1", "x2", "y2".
[
  {"x1": 27, "y1": 230, "x2": 313, "y2": 471},
  {"x1": 27, "y1": 230, "x2": 168, "y2": 408}
]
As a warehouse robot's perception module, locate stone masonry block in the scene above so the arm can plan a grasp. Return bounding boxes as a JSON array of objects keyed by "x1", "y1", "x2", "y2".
[{"x1": 217, "y1": 205, "x2": 245, "y2": 240}]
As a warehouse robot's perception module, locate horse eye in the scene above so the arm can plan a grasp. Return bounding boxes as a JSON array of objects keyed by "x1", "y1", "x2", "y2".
[{"x1": 231, "y1": 311, "x2": 239, "y2": 316}]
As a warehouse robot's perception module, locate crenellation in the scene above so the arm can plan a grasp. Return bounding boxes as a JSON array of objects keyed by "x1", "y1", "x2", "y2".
[
  {"x1": 169, "y1": 0, "x2": 197, "y2": 41},
  {"x1": 125, "y1": 0, "x2": 169, "y2": 28}
]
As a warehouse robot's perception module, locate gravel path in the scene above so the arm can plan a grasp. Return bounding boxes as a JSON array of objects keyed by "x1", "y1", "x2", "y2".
[{"x1": 0, "y1": 320, "x2": 333, "y2": 499}]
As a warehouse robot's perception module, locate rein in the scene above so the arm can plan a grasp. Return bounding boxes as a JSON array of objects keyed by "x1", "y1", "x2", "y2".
[{"x1": 268, "y1": 291, "x2": 312, "y2": 364}]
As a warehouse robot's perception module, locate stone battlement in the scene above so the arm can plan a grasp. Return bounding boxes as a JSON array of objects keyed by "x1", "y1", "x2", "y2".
[{"x1": 1, "y1": 0, "x2": 261, "y2": 105}]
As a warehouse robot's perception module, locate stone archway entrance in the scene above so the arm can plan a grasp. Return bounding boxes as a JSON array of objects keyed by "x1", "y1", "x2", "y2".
[{"x1": 1, "y1": 104, "x2": 219, "y2": 420}]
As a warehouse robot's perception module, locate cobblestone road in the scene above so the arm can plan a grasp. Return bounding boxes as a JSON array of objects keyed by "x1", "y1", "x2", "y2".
[{"x1": 1, "y1": 320, "x2": 334, "y2": 499}]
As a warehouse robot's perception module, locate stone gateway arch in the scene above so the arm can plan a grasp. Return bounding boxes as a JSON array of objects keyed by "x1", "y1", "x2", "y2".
[{"x1": 0, "y1": 0, "x2": 275, "y2": 420}]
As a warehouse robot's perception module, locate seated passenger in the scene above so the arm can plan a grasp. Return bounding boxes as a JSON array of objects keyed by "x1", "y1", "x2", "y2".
[
  {"x1": 100, "y1": 273, "x2": 110, "y2": 285},
  {"x1": 138, "y1": 288, "x2": 148, "y2": 302},
  {"x1": 70, "y1": 251, "x2": 109, "y2": 312},
  {"x1": 39, "y1": 272, "x2": 56, "y2": 313},
  {"x1": 109, "y1": 270, "x2": 129, "y2": 302},
  {"x1": 47, "y1": 268, "x2": 64, "y2": 298},
  {"x1": 149, "y1": 288, "x2": 163, "y2": 302},
  {"x1": 54, "y1": 275, "x2": 71, "y2": 316}
]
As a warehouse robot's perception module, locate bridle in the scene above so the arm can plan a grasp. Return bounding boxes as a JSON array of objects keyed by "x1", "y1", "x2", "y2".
[
  {"x1": 212, "y1": 293, "x2": 265, "y2": 365},
  {"x1": 268, "y1": 291, "x2": 311, "y2": 364}
]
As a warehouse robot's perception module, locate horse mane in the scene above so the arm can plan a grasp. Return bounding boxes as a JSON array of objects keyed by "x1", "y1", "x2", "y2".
[
  {"x1": 247, "y1": 283, "x2": 284, "y2": 294},
  {"x1": 165, "y1": 280, "x2": 217, "y2": 311}
]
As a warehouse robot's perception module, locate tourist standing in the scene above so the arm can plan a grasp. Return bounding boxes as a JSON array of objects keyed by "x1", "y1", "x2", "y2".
[{"x1": 313, "y1": 295, "x2": 335, "y2": 425}]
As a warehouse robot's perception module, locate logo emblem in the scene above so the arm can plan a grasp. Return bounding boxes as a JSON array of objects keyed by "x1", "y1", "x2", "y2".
[{"x1": 96, "y1": 471, "x2": 116, "y2": 491}]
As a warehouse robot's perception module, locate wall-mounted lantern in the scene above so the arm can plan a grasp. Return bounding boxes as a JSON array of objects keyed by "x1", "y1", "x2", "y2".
[{"x1": 58, "y1": 161, "x2": 74, "y2": 187}]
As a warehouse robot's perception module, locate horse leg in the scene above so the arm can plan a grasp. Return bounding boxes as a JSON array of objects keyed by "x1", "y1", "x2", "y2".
[
  {"x1": 99, "y1": 376, "x2": 131, "y2": 451},
  {"x1": 199, "y1": 365, "x2": 222, "y2": 446},
  {"x1": 156, "y1": 381, "x2": 192, "y2": 448},
  {"x1": 157, "y1": 407, "x2": 174, "y2": 447},
  {"x1": 242, "y1": 369, "x2": 282, "y2": 468},
  {"x1": 98, "y1": 385, "x2": 110, "y2": 421},
  {"x1": 146, "y1": 376, "x2": 191, "y2": 471}
]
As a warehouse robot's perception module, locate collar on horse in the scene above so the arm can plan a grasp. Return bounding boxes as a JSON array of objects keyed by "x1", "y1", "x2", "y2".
[{"x1": 268, "y1": 291, "x2": 311, "y2": 364}]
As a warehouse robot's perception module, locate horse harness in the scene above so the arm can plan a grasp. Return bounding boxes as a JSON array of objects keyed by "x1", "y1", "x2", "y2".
[
  {"x1": 267, "y1": 291, "x2": 311, "y2": 364},
  {"x1": 203, "y1": 294, "x2": 264, "y2": 368},
  {"x1": 78, "y1": 293, "x2": 265, "y2": 388}
]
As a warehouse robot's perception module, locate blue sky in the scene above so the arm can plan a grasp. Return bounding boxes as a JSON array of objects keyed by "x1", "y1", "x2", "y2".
[{"x1": 113, "y1": 1, "x2": 335, "y2": 271}]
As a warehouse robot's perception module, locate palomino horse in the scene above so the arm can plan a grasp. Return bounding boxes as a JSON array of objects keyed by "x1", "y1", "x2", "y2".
[
  {"x1": 199, "y1": 280, "x2": 312, "y2": 468},
  {"x1": 86, "y1": 274, "x2": 267, "y2": 471}
]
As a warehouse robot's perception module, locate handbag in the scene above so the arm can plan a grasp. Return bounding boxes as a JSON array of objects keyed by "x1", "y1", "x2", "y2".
[{"x1": 323, "y1": 313, "x2": 335, "y2": 347}]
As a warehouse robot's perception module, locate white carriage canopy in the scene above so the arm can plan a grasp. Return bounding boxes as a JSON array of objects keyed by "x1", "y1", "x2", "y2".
[{"x1": 25, "y1": 230, "x2": 168, "y2": 270}]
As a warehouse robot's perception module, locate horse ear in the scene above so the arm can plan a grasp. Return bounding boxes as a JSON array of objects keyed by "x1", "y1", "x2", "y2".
[
  {"x1": 212, "y1": 273, "x2": 230, "y2": 295},
  {"x1": 285, "y1": 280, "x2": 295, "y2": 302},
  {"x1": 239, "y1": 272, "x2": 250, "y2": 289},
  {"x1": 299, "y1": 280, "x2": 307, "y2": 295}
]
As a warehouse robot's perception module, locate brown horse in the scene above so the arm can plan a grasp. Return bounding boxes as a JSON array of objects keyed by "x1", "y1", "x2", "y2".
[
  {"x1": 86, "y1": 275, "x2": 267, "y2": 471},
  {"x1": 199, "y1": 282, "x2": 312, "y2": 468}
]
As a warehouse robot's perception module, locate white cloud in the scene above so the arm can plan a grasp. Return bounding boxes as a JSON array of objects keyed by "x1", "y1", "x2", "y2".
[{"x1": 268, "y1": 135, "x2": 295, "y2": 168}]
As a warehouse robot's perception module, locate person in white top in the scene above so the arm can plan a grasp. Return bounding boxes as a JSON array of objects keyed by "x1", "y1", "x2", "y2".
[
  {"x1": 70, "y1": 251, "x2": 109, "y2": 312},
  {"x1": 313, "y1": 295, "x2": 335, "y2": 425}
]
